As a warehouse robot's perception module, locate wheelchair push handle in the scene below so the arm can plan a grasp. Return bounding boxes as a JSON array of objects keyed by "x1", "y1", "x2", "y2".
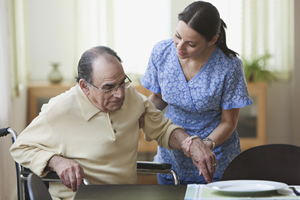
[{"x1": 0, "y1": 127, "x2": 10, "y2": 137}]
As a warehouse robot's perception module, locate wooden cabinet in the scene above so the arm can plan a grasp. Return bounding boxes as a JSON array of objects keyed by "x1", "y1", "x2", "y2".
[
  {"x1": 27, "y1": 81, "x2": 76, "y2": 124},
  {"x1": 27, "y1": 81, "x2": 267, "y2": 152},
  {"x1": 238, "y1": 82, "x2": 267, "y2": 151}
]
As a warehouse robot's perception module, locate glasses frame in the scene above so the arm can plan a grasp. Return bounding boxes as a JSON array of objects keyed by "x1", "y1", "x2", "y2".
[{"x1": 87, "y1": 74, "x2": 132, "y2": 94}]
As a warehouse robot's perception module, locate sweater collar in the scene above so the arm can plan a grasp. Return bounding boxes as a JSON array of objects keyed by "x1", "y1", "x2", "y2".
[{"x1": 75, "y1": 84, "x2": 127, "y2": 121}]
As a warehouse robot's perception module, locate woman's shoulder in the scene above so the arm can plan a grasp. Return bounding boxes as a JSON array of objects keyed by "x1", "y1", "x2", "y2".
[
  {"x1": 214, "y1": 48, "x2": 242, "y2": 68},
  {"x1": 152, "y1": 38, "x2": 175, "y2": 55}
]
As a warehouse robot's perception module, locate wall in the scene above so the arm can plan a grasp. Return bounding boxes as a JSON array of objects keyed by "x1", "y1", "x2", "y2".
[
  {"x1": 0, "y1": 88, "x2": 27, "y2": 200},
  {"x1": 266, "y1": 81, "x2": 293, "y2": 144},
  {"x1": 292, "y1": 0, "x2": 300, "y2": 146},
  {"x1": 27, "y1": 0, "x2": 76, "y2": 81}
]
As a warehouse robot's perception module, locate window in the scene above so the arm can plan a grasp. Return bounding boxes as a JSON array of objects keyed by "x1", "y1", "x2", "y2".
[
  {"x1": 75, "y1": 0, "x2": 171, "y2": 78},
  {"x1": 75, "y1": 0, "x2": 292, "y2": 80},
  {"x1": 114, "y1": 0, "x2": 171, "y2": 75},
  {"x1": 208, "y1": 0, "x2": 293, "y2": 80}
]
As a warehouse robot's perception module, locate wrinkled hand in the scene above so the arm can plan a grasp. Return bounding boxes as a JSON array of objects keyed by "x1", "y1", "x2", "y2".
[
  {"x1": 181, "y1": 137, "x2": 217, "y2": 183},
  {"x1": 138, "y1": 112, "x2": 145, "y2": 129},
  {"x1": 48, "y1": 156, "x2": 85, "y2": 192},
  {"x1": 181, "y1": 137, "x2": 193, "y2": 157}
]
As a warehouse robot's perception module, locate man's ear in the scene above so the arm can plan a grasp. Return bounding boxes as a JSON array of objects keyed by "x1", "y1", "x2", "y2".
[
  {"x1": 79, "y1": 79, "x2": 90, "y2": 95},
  {"x1": 208, "y1": 35, "x2": 219, "y2": 46}
]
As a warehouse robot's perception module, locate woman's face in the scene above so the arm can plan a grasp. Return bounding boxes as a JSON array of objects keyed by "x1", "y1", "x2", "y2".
[{"x1": 173, "y1": 20, "x2": 209, "y2": 59}]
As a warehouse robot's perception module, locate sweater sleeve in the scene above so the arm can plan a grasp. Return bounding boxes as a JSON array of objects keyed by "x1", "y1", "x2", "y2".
[
  {"x1": 139, "y1": 93, "x2": 184, "y2": 150},
  {"x1": 10, "y1": 113, "x2": 62, "y2": 177}
]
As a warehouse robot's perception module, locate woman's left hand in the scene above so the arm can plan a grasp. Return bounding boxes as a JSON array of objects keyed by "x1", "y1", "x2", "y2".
[{"x1": 138, "y1": 112, "x2": 145, "y2": 129}]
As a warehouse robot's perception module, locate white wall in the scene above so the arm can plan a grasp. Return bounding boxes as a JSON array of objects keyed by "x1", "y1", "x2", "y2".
[{"x1": 27, "y1": 0, "x2": 76, "y2": 81}]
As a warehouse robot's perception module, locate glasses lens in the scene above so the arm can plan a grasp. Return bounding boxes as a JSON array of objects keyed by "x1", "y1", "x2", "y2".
[{"x1": 101, "y1": 76, "x2": 131, "y2": 94}]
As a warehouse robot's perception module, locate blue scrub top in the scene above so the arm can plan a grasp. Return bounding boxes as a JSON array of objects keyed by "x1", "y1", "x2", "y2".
[{"x1": 141, "y1": 39, "x2": 252, "y2": 183}]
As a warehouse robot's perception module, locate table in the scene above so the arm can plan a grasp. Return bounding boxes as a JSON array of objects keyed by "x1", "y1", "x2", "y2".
[
  {"x1": 74, "y1": 184, "x2": 300, "y2": 200},
  {"x1": 74, "y1": 185, "x2": 187, "y2": 200},
  {"x1": 185, "y1": 184, "x2": 300, "y2": 200}
]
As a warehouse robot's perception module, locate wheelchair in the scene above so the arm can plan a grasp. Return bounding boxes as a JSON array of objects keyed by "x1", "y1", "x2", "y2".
[{"x1": 0, "y1": 127, "x2": 180, "y2": 200}]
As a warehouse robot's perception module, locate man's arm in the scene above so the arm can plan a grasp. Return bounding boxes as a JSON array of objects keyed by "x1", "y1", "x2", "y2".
[
  {"x1": 46, "y1": 155, "x2": 85, "y2": 192},
  {"x1": 169, "y1": 128, "x2": 217, "y2": 183},
  {"x1": 139, "y1": 93, "x2": 217, "y2": 183}
]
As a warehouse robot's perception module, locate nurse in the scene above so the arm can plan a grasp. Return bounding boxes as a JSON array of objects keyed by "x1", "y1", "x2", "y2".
[{"x1": 140, "y1": 1, "x2": 252, "y2": 184}]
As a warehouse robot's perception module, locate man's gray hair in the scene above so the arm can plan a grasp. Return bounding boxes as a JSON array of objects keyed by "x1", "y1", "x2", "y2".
[{"x1": 75, "y1": 46, "x2": 122, "y2": 83}]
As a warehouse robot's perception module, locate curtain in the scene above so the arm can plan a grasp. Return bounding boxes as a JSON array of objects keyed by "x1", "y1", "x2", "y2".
[
  {"x1": 0, "y1": 0, "x2": 18, "y2": 199},
  {"x1": 0, "y1": 0, "x2": 28, "y2": 198},
  {"x1": 74, "y1": 0, "x2": 172, "y2": 78},
  {"x1": 208, "y1": 0, "x2": 293, "y2": 80},
  {"x1": 74, "y1": 0, "x2": 111, "y2": 75},
  {"x1": 8, "y1": 0, "x2": 28, "y2": 97}
]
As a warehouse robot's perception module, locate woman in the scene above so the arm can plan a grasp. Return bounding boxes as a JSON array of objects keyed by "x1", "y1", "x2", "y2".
[{"x1": 140, "y1": 1, "x2": 252, "y2": 184}]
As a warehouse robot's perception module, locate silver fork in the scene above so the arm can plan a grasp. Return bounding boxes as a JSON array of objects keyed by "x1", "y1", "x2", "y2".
[{"x1": 289, "y1": 187, "x2": 300, "y2": 196}]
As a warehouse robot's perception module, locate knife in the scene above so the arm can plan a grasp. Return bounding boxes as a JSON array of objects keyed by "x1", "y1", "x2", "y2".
[{"x1": 289, "y1": 187, "x2": 300, "y2": 196}]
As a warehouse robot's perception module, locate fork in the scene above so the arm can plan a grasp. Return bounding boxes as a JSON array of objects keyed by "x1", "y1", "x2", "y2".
[{"x1": 289, "y1": 187, "x2": 300, "y2": 196}]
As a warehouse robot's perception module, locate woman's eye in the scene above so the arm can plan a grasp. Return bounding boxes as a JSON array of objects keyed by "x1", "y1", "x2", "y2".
[
  {"x1": 175, "y1": 34, "x2": 181, "y2": 39},
  {"x1": 189, "y1": 43, "x2": 196, "y2": 47}
]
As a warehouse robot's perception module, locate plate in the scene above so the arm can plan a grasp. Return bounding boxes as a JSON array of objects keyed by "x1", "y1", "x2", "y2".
[{"x1": 206, "y1": 180, "x2": 288, "y2": 195}]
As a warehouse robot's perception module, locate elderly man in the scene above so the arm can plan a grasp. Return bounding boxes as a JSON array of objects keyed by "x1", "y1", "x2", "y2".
[{"x1": 10, "y1": 46, "x2": 217, "y2": 200}]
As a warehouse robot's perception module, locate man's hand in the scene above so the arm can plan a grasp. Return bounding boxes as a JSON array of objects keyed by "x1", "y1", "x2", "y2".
[
  {"x1": 182, "y1": 137, "x2": 217, "y2": 183},
  {"x1": 47, "y1": 155, "x2": 85, "y2": 192}
]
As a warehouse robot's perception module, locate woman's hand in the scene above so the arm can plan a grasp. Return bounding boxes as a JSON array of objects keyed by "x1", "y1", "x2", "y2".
[
  {"x1": 138, "y1": 112, "x2": 145, "y2": 129},
  {"x1": 189, "y1": 138, "x2": 218, "y2": 180},
  {"x1": 181, "y1": 136, "x2": 217, "y2": 181}
]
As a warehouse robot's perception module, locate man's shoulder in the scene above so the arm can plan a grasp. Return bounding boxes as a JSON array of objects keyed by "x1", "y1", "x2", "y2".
[
  {"x1": 40, "y1": 86, "x2": 78, "y2": 115},
  {"x1": 125, "y1": 86, "x2": 149, "y2": 109},
  {"x1": 126, "y1": 86, "x2": 146, "y2": 102}
]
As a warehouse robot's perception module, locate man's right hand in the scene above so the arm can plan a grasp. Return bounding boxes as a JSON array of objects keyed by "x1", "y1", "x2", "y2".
[{"x1": 47, "y1": 155, "x2": 85, "y2": 192}]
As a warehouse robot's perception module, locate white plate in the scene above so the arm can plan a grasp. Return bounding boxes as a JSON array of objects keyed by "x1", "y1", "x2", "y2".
[{"x1": 206, "y1": 180, "x2": 288, "y2": 195}]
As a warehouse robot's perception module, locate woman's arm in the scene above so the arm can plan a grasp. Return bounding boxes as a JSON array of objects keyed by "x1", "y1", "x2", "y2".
[
  {"x1": 204, "y1": 108, "x2": 240, "y2": 149},
  {"x1": 148, "y1": 93, "x2": 168, "y2": 111}
]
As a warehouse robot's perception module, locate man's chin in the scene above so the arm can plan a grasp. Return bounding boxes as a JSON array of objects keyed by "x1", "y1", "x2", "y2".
[{"x1": 108, "y1": 102, "x2": 123, "y2": 112}]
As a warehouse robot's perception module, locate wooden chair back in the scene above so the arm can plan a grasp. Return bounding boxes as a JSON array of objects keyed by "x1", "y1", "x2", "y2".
[{"x1": 222, "y1": 144, "x2": 300, "y2": 185}]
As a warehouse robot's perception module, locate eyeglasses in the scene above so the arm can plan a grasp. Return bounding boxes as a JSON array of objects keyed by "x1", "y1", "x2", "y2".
[{"x1": 87, "y1": 75, "x2": 132, "y2": 94}]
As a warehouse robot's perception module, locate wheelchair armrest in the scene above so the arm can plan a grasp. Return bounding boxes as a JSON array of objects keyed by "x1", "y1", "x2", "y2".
[
  {"x1": 21, "y1": 168, "x2": 60, "y2": 180},
  {"x1": 21, "y1": 167, "x2": 89, "y2": 184},
  {"x1": 136, "y1": 161, "x2": 180, "y2": 185},
  {"x1": 137, "y1": 161, "x2": 172, "y2": 170},
  {"x1": 0, "y1": 127, "x2": 9, "y2": 137}
]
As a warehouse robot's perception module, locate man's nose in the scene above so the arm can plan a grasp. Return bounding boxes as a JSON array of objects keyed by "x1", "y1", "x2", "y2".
[{"x1": 112, "y1": 86, "x2": 124, "y2": 97}]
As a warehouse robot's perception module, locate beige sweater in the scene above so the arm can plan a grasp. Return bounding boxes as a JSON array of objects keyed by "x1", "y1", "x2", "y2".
[{"x1": 10, "y1": 85, "x2": 181, "y2": 199}]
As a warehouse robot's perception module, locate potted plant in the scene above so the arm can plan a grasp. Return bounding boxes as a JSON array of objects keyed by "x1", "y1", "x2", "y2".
[{"x1": 242, "y1": 53, "x2": 276, "y2": 83}]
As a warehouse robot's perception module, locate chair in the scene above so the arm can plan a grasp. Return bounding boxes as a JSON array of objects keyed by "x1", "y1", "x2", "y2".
[
  {"x1": 27, "y1": 173, "x2": 52, "y2": 200},
  {"x1": 221, "y1": 144, "x2": 300, "y2": 185},
  {"x1": 0, "y1": 127, "x2": 179, "y2": 200}
]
